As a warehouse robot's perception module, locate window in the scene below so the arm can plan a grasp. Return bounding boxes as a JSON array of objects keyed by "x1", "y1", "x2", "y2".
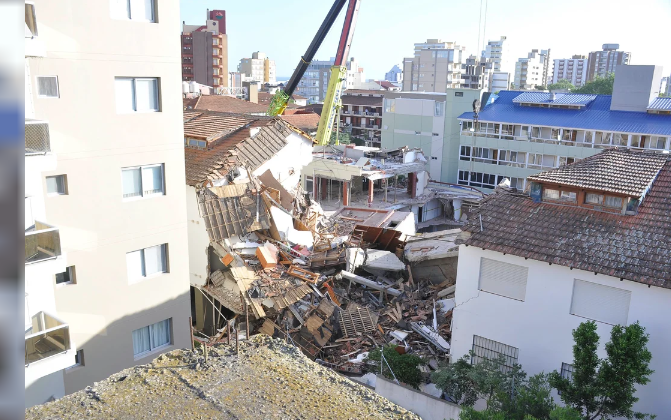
[
  {"x1": 56, "y1": 266, "x2": 76, "y2": 285},
  {"x1": 187, "y1": 139, "x2": 207, "y2": 149},
  {"x1": 305, "y1": 175, "x2": 313, "y2": 194},
  {"x1": 115, "y1": 77, "x2": 159, "y2": 113},
  {"x1": 604, "y1": 196, "x2": 623, "y2": 208},
  {"x1": 25, "y1": 3, "x2": 38, "y2": 36},
  {"x1": 434, "y1": 101, "x2": 444, "y2": 117},
  {"x1": 560, "y1": 191, "x2": 577, "y2": 202},
  {"x1": 479, "y1": 257, "x2": 528, "y2": 301},
  {"x1": 132, "y1": 319, "x2": 171, "y2": 357},
  {"x1": 570, "y1": 279, "x2": 631, "y2": 325},
  {"x1": 560, "y1": 363, "x2": 573, "y2": 381},
  {"x1": 585, "y1": 193, "x2": 603, "y2": 205},
  {"x1": 455, "y1": 91, "x2": 464, "y2": 97},
  {"x1": 543, "y1": 188, "x2": 560, "y2": 200},
  {"x1": 110, "y1": 0, "x2": 156, "y2": 22},
  {"x1": 46, "y1": 175, "x2": 67, "y2": 195},
  {"x1": 37, "y1": 76, "x2": 59, "y2": 98},
  {"x1": 471, "y1": 335, "x2": 519, "y2": 373},
  {"x1": 384, "y1": 98, "x2": 395, "y2": 113},
  {"x1": 127, "y1": 244, "x2": 168, "y2": 281},
  {"x1": 74, "y1": 349, "x2": 85, "y2": 367},
  {"x1": 122, "y1": 164, "x2": 164, "y2": 199}
]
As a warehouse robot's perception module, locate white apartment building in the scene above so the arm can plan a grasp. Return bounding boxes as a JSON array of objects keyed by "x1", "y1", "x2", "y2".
[
  {"x1": 552, "y1": 55, "x2": 588, "y2": 87},
  {"x1": 461, "y1": 55, "x2": 492, "y2": 91},
  {"x1": 238, "y1": 51, "x2": 276, "y2": 84},
  {"x1": 402, "y1": 40, "x2": 466, "y2": 92},
  {"x1": 514, "y1": 49, "x2": 552, "y2": 90},
  {"x1": 482, "y1": 36, "x2": 510, "y2": 91},
  {"x1": 24, "y1": 0, "x2": 191, "y2": 406},
  {"x1": 451, "y1": 149, "x2": 671, "y2": 418}
]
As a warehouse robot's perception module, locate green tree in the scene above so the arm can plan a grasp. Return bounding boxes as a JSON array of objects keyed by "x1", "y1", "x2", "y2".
[
  {"x1": 457, "y1": 406, "x2": 581, "y2": 420},
  {"x1": 547, "y1": 79, "x2": 575, "y2": 91},
  {"x1": 549, "y1": 321, "x2": 654, "y2": 420},
  {"x1": 431, "y1": 355, "x2": 478, "y2": 406},
  {"x1": 535, "y1": 85, "x2": 547, "y2": 91},
  {"x1": 573, "y1": 74, "x2": 615, "y2": 95},
  {"x1": 329, "y1": 130, "x2": 351, "y2": 145},
  {"x1": 367, "y1": 345, "x2": 425, "y2": 389}
]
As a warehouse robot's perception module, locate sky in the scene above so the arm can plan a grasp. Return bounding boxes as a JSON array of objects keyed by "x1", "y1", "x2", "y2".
[{"x1": 180, "y1": 0, "x2": 671, "y2": 81}]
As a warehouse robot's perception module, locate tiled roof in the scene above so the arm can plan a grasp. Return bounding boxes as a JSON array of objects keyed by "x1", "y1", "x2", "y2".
[
  {"x1": 280, "y1": 113, "x2": 320, "y2": 132},
  {"x1": 460, "y1": 157, "x2": 671, "y2": 289},
  {"x1": 299, "y1": 104, "x2": 323, "y2": 116},
  {"x1": 512, "y1": 92, "x2": 597, "y2": 106},
  {"x1": 183, "y1": 110, "x2": 203, "y2": 122},
  {"x1": 527, "y1": 149, "x2": 670, "y2": 197},
  {"x1": 194, "y1": 95, "x2": 268, "y2": 114},
  {"x1": 183, "y1": 97, "x2": 199, "y2": 110},
  {"x1": 648, "y1": 97, "x2": 671, "y2": 111},
  {"x1": 184, "y1": 113, "x2": 255, "y2": 140},
  {"x1": 458, "y1": 90, "x2": 671, "y2": 136},
  {"x1": 257, "y1": 92, "x2": 305, "y2": 104},
  {"x1": 375, "y1": 81, "x2": 398, "y2": 89}
]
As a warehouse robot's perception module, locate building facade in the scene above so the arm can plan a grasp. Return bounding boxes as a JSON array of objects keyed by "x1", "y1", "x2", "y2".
[
  {"x1": 181, "y1": 9, "x2": 228, "y2": 88},
  {"x1": 340, "y1": 90, "x2": 383, "y2": 147},
  {"x1": 238, "y1": 51, "x2": 276, "y2": 84},
  {"x1": 514, "y1": 49, "x2": 552, "y2": 90},
  {"x1": 461, "y1": 55, "x2": 493, "y2": 91},
  {"x1": 402, "y1": 40, "x2": 466, "y2": 92},
  {"x1": 551, "y1": 55, "x2": 588, "y2": 87},
  {"x1": 451, "y1": 149, "x2": 671, "y2": 418},
  {"x1": 294, "y1": 57, "x2": 364, "y2": 104},
  {"x1": 457, "y1": 65, "x2": 668, "y2": 191},
  {"x1": 586, "y1": 44, "x2": 630, "y2": 82},
  {"x1": 384, "y1": 64, "x2": 403, "y2": 83},
  {"x1": 25, "y1": 0, "x2": 191, "y2": 405},
  {"x1": 381, "y1": 89, "x2": 481, "y2": 183},
  {"x1": 482, "y1": 36, "x2": 510, "y2": 92}
]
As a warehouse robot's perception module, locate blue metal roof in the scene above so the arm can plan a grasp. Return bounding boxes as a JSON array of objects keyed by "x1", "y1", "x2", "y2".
[
  {"x1": 648, "y1": 97, "x2": 671, "y2": 111},
  {"x1": 459, "y1": 91, "x2": 671, "y2": 136},
  {"x1": 512, "y1": 92, "x2": 597, "y2": 106}
]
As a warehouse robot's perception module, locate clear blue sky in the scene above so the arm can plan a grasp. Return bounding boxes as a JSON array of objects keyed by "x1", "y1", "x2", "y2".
[{"x1": 180, "y1": 0, "x2": 671, "y2": 81}]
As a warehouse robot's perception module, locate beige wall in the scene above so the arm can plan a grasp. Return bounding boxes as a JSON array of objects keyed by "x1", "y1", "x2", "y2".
[{"x1": 28, "y1": 0, "x2": 190, "y2": 394}]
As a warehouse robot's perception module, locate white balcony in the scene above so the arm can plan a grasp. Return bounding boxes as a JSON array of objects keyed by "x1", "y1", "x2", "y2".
[
  {"x1": 25, "y1": 221, "x2": 61, "y2": 265},
  {"x1": 25, "y1": 311, "x2": 76, "y2": 389}
]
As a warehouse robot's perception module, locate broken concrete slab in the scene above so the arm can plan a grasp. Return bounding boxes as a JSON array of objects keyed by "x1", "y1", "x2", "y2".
[
  {"x1": 410, "y1": 322, "x2": 450, "y2": 353},
  {"x1": 346, "y1": 248, "x2": 406, "y2": 274},
  {"x1": 340, "y1": 271, "x2": 402, "y2": 296},
  {"x1": 271, "y1": 206, "x2": 314, "y2": 247}
]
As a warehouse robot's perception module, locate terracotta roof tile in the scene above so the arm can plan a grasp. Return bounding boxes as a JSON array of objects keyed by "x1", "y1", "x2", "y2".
[
  {"x1": 194, "y1": 95, "x2": 268, "y2": 114},
  {"x1": 280, "y1": 113, "x2": 320, "y2": 132},
  {"x1": 184, "y1": 113, "x2": 254, "y2": 140},
  {"x1": 460, "y1": 153, "x2": 671, "y2": 289}
]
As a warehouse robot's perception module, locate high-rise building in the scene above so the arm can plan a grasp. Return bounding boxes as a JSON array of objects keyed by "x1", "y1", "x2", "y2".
[
  {"x1": 181, "y1": 9, "x2": 228, "y2": 88},
  {"x1": 402, "y1": 39, "x2": 466, "y2": 92},
  {"x1": 294, "y1": 57, "x2": 364, "y2": 104},
  {"x1": 24, "y1": 0, "x2": 191, "y2": 407},
  {"x1": 586, "y1": 44, "x2": 631, "y2": 82},
  {"x1": 482, "y1": 36, "x2": 510, "y2": 92},
  {"x1": 552, "y1": 55, "x2": 588, "y2": 87},
  {"x1": 514, "y1": 49, "x2": 552, "y2": 90},
  {"x1": 384, "y1": 65, "x2": 403, "y2": 83},
  {"x1": 238, "y1": 52, "x2": 276, "y2": 84},
  {"x1": 461, "y1": 55, "x2": 492, "y2": 91}
]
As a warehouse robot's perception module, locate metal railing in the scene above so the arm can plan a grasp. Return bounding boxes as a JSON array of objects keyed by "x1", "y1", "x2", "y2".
[
  {"x1": 25, "y1": 221, "x2": 61, "y2": 264},
  {"x1": 25, "y1": 311, "x2": 71, "y2": 365},
  {"x1": 25, "y1": 120, "x2": 50, "y2": 155}
]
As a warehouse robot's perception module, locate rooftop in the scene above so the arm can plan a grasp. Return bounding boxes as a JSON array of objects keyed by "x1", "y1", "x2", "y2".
[
  {"x1": 26, "y1": 336, "x2": 419, "y2": 420},
  {"x1": 512, "y1": 92, "x2": 597, "y2": 107},
  {"x1": 460, "y1": 151, "x2": 671, "y2": 289},
  {"x1": 527, "y1": 149, "x2": 670, "y2": 197},
  {"x1": 279, "y1": 112, "x2": 321, "y2": 133},
  {"x1": 193, "y1": 95, "x2": 269, "y2": 114},
  {"x1": 459, "y1": 90, "x2": 671, "y2": 136}
]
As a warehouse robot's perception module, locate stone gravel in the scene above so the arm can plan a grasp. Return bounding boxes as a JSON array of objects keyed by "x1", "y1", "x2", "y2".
[{"x1": 26, "y1": 335, "x2": 420, "y2": 420}]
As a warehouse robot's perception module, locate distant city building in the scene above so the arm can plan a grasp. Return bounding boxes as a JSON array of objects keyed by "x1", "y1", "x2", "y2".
[
  {"x1": 238, "y1": 51, "x2": 276, "y2": 84},
  {"x1": 586, "y1": 44, "x2": 631, "y2": 82},
  {"x1": 514, "y1": 49, "x2": 552, "y2": 90},
  {"x1": 384, "y1": 64, "x2": 403, "y2": 83},
  {"x1": 552, "y1": 55, "x2": 588, "y2": 87},
  {"x1": 402, "y1": 39, "x2": 466, "y2": 92},
  {"x1": 461, "y1": 55, "x2": 492, "y2": 91},
  {"x1": 181, "y1": 9, "x2": 228, "y2": 88},
  {"x1": 659, "y1": 76, "x2": 669, "y2": 96},
  {"x1": 482, "y1": 36, "x2": 510, "y2": 92},
  {"x1": 294, "y1": 57, "x2": 364, "y2": 104},
  {"x1": 340, "y1": 90, "x2": 383, "y2": 147}
]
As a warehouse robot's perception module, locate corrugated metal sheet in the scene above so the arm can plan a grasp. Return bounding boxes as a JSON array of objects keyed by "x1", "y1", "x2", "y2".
[
  {"x1": 648, "y1": 97, "x2": 671, "y2": 111},
  {"x1": 512, "y1": 92, "x2": 597, "y2": 106},
  {"x1": 459, "y1": 90, "x2": 671, "y2": 135}
]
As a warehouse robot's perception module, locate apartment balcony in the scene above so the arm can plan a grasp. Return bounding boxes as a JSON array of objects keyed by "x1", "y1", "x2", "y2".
[
  {"x1": 25, "y1": 311, "x2": 75, "y2": 386},
  {"x1": 25, "y1": 221, "x2": 61, "y2": 265},
  {"x1": 25, "y1": 119, "x2": 50, "y2": 155}
]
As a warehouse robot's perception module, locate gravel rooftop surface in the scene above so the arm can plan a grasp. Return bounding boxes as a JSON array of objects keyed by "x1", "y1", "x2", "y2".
[{"x1": 26, "y1": 335, "x2": 420, "y2": 420}]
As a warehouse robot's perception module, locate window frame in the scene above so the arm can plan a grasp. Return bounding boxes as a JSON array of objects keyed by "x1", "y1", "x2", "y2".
[
  {"x1": 46, "y1": 175, "x2": 68, "y2": 196},
  {"x1": 126, "y1": 243, "x2": 169, "y2": 283},
  {"x1": 132, "y1": 318, "x2": 172, "y2": 358},
  {"x1": 36, "y1": 76, "x2": 60, "y2": 98},
  {"x1": 111, "y1": 0, "x2": 157, "y2": 23},
  {"x1": 55, "y1": 265, "x2": 76, "y2": 286},
  {"x1": 121, "y1": 163, "x2": 165, "y2": 201},
  {"x1": 471, "y1": 335, "x2": 519, "y2": 373},
  {"x1": 115, "y1": 77, "x2": 161, "y2": 113}
]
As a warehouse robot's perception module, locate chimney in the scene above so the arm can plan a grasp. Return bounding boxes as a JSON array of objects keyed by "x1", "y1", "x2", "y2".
[{"x1": 610, "y1": 65, "x2": 663, "y2": 112}]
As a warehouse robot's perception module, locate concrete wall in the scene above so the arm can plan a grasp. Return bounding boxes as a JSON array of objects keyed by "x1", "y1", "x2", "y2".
[
  {"x1": 186, "y1": 186, "x2": 209, "y2": 287},
  {"x1": 193, "y1": 31, "x2": 214, "y2": 87},
  {"x1": 611, "y1": 65, "x2": 663, "y2": 112},
  {"x1": 451, "y1": 245, "x2": 671, "y2": 418},
  {"x1": 442, "y1": 89, "x2": 480, "y2": 184},
  {"x1": 29, "y1": 0, "x2": 191, "y2": 395},
  {"x1": 375, "y1": 376, "x2": 461, "y2": 420}
]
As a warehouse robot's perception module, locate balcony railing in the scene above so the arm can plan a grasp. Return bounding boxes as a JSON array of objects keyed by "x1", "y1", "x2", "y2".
[
  {"x1": 25, "y1": 221, "x2": 61, "y2": 264},
  {"x1": 25, "y1": 119, "x2": 50, "y2": 155},
  {"x1": 25, "y1": 311, "x2": 71, "y2": 365}
]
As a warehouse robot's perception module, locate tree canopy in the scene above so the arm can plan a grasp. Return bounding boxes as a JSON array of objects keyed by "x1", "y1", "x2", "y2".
[
  {"x1": 547, "y1": 79, "x2": 575, "y2": 91},
  {"x1": 572, "y1": 74, "x2": 615, "y2": 95}
]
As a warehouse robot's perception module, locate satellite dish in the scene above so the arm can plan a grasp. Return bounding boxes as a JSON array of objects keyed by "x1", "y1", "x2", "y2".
[{"x1": 472, "y1": 99, "x2": 481, "y2": 114}]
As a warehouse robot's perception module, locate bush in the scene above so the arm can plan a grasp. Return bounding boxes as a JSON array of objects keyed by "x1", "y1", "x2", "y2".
[{"x1": 366, "y1": 345, "x2": 425, "y2": 389}]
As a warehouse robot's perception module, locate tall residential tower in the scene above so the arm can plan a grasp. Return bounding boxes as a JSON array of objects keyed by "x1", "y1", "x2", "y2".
[{"x1": 181, "y1": 9, "x2": 229, "y2": 88}]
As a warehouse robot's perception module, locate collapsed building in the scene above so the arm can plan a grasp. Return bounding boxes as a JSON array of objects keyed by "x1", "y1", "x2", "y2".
[{"x1": 182, "y1": 111, "x2": 484, "y2": 383}]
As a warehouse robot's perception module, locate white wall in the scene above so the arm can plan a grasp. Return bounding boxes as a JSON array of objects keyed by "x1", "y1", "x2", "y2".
[
  {"x1": 25, "y1": 369, "x2": 66, "y2": 408},
  {"x1": 186, "y1": 186, "x2": 209, "y2": 287},
  {"x1": 375, "y1": 376, "x2": 461, "y2": 420},
  {"x1": 252, "y1": 133, "x2": 314, "y2": 192},
  {"x1": 451, "y1": 245, "x2": 671, "y2": 417}
]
